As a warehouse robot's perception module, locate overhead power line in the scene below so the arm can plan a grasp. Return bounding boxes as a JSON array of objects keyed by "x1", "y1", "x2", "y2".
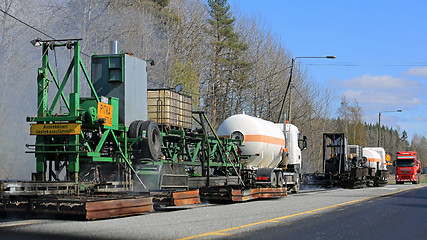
[
  {"x1": 250, "y1": 66, "x2": 292, "y2": 85},
  {"x1": 291, "y1": 85, "x2": 329, "y2": 125},
  {"x1": 0, "y1": 6, "x2": 55, "y2": 40},
  {"x1": 302, "y1": 63, "x2": 427, "y2": 67},
  {"x1": 0, "y1": 7, "x2": 93, "y2": 57},
  {"x1": 1, "y1": 6, "x2": 167, "y2": 89}
]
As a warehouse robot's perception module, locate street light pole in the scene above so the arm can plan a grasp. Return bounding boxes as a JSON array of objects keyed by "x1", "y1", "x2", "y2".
[
  {"x1": 287, "y1": 58, "x2": 296, "y2": 123},
  {"x1": 378, "y1": 112, "x2": 382, "y2": 147},
  {"x1": 277, "y1": 55, "x2": 336, "y2": 123},
  {"x1": 378, "y1": 109, "x2": 403, "y2": 147}
]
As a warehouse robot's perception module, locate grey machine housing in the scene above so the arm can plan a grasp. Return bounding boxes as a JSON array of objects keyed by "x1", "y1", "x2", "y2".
[{"x1": 91, "y1": 53, "x2": 148, "y2": 127}]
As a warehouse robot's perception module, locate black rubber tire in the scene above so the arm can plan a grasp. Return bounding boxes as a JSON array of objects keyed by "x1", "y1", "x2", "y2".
[
  {"x1": 129, "y1": 120, "x2": 144, "y2": 138},
  {"x1": 291, "y1": 177, "x2": 300, "y2": 193},
  {"x1": 276, "y1": 172, "x2": 283, "y2": 187},
  {"x1": 129, "y1": 120, "x2": 145, "y2": 160},
  {"x1": 139, "y1": 120, "x2": 162, "y2": 160},
  {"x1": 270, "y1": 171, "x2": 277, "y2": 187},
  {"x1": 291, "y1": 183, "x2": 300, "y2": 193}
]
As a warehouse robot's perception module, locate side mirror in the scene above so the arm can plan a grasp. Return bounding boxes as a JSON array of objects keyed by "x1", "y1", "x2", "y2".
[{"x1": 299, "y1": 136, "x2": 307, "y2": 150}]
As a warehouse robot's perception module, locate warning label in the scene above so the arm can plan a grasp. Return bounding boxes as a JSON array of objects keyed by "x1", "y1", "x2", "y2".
[
  {"x1": 30, "y1": 123, "x2": 81, "y2": 135},
  {"x1": 97, "y1": 102, "x2": 113, "y2": 126}
]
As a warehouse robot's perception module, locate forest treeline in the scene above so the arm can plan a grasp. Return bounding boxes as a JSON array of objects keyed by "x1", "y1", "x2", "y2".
[{"x1": 0, "y1": 0, "x2": 425, "y2": 178}]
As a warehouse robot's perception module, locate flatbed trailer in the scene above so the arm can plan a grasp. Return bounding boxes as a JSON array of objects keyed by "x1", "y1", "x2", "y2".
[
  {"x1": 1, "y1": 39, "x2": 289, "y2": 220},
  {"x1": 199, "y1": 187, "x2": 287, "y2": 202},
  {"x1": 0, "y1": 181, "x2": 153, "y2": 220}
]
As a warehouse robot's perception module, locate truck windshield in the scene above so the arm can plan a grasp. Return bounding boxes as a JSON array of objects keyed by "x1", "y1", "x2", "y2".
[{"x1": 396, "y1": 159, "x2": 415, "y2": 167}]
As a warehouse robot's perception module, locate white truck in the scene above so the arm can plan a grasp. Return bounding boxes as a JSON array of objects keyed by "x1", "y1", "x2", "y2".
[{"x1": 218, "y1": 114, "x2": 306, "y2": 192}]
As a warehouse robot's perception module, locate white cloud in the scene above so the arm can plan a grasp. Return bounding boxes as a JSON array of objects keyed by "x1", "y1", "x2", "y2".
[
  {"x1": 413, "y1": 116, "x2": 427, "y2": 122},
  {"x1": 404, "y1": 67, "x2": 427, "y2": 76},
  {"x1": 341, "y1": 74, "x2": 420, "y2": 89},
  {"x1": 342, "y1": 89, "x2": 422, "y2": 106},
  {"x1": 332, "y1": 73, "x2": 426, "y2": 134}
]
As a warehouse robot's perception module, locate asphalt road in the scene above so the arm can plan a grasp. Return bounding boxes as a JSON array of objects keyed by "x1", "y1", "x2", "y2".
[
  {"x1": 0, "y1": 184, "x2": 424, "y2": 240},
  {"x1": 227, "y1": 184, "x2": 427, "y2": 240}
]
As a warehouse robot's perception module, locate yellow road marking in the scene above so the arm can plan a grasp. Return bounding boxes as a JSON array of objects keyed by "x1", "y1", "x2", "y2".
[
  {"x1": 178, "y1": 185, "x2": 423, "y2": 240},
  {"x1": 211, "y1": 233, "x2": 231, "y2": 236}
]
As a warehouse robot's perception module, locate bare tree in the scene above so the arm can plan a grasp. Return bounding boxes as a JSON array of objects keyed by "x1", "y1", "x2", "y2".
[{"x1": 0, "y1": 0, "x2": 58, "y2": 178}]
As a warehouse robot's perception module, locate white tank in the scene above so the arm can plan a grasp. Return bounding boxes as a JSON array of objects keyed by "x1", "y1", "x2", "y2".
[
  {"x1": 218, "y1": 114, "x2": 286, "y2": 169},
  {"x1": 362, "y1": 148, "x2": 383, "y2": 172},
  {"x1": 363, "y1": 147, "x2": 387, "y2": 171}
]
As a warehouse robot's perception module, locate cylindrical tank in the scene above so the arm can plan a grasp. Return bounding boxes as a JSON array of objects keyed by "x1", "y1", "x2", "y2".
[
  {"x1": 218, "y1": 114, "x2": 286, "y2": 169},
  {"x1": 362, "y1": 148, "x2": 383, "y2": 171},
  {"x1": 364, "y1": 147, "x2": 387, "y2": 170}
]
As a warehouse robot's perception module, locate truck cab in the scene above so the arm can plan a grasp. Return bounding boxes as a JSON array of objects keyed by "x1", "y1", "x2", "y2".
[{"x1": 395, "y1": 151, "x2": 421, "y2": 184}]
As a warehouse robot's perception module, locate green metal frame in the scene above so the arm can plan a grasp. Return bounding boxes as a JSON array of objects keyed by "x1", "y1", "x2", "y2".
[
  {"x1": 27, "y1": 40, "x2": 131, "y2": 185},
  {"x1": 159, "y1": 111, "x2": 242, "y2": 177},
  {"x1": 28, "y1": 39, "x2": 244, "y2": 191}
]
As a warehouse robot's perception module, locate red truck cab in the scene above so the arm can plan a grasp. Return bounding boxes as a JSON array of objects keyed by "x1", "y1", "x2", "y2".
[{"x1": 395, "y1": 151, "x2": 421, "y2": 184}]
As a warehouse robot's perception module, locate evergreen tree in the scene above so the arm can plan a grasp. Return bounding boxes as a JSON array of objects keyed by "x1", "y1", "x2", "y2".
[
  {"x1": 205, "y1": 0, "x2": 252, "y2": 127},
  {"x1": 152, "y1": 0, "x2": 170, "y2": 8}
]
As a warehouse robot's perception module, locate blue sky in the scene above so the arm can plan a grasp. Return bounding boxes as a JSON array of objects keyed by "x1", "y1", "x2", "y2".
[{"x1": 227, "y1": 0, "x2": 427, "y2": 141}]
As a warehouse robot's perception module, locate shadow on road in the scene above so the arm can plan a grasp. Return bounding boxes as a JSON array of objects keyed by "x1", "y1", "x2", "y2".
[{"x1": 0, "y1": 229, "x2": 107, "y2": 240}]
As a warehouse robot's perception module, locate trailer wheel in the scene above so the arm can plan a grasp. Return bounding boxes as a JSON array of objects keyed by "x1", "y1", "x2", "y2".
[
  {"x1": 270, "y1": 172, "x2": 277, "y2": 187},
  {"x1": 276, "y1": 172, "x2": 283, "y2": 187},
  {"x1": 291, "y1": 177, "x2": 300, "y2": 193},
  {"x1": 140, "y1": 120, "x2": 162, "y2": 160}
]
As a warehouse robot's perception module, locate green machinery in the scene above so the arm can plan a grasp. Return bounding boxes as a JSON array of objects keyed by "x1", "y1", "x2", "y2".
[
  {"x1": 24, "y1": 38, "x2": 245, "y2": 193},
  {"x1": 26, "y1": 39, "x2": 136, "y2": 192},
  {"x1": 0, "y1": 39, "x2": 285, "y2": 219},
  {"x1": 135, "y1": 110, "x2": 244, "y2": 192},
  {"x1": 0, "y1": 39, "x2": 248, "y2": 217}
]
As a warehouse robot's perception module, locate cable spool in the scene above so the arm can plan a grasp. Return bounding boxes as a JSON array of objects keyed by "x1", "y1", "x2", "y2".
[
  {"x1": 129, "y1": 120, "x2": 161, "y2": 160},
  {"x1": 140, "y1": 120, "x2": 161, "y2": 159}
]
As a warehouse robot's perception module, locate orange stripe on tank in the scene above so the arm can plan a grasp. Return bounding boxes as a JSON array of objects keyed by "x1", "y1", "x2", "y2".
[
  {"x1": 218, "y1": 135, "x2": 286, "y2": 146},
  {"x1": 244, "y1": 135, "x2": 285, "y2": 145},
  {"x1": 366, "y1": 157, "x2": 381, "y2": 163}
]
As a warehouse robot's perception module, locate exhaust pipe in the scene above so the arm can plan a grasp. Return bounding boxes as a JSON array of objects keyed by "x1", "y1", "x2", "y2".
[{"x1": 110, "y1": 40, "x2": 119, "y2": 54}]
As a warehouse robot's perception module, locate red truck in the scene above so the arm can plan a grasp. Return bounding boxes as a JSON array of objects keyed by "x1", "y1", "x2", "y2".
[{"x1": 395, "y1": 151, "x2": 421, "y2": 184}]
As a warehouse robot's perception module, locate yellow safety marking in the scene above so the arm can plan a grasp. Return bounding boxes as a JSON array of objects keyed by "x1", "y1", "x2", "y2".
[
  {"x1": 0, "y1": 221, "x2": 43, "y2": 228},
  {"x1": 97, "y1": 102, "x2": 113, "y2": 126},
  {"x1": 178, "y1": 185, "x2": 423, "y2": 240},
  {"x1": 30, "y1": 123, "x2": 81, "y2": 135}
]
